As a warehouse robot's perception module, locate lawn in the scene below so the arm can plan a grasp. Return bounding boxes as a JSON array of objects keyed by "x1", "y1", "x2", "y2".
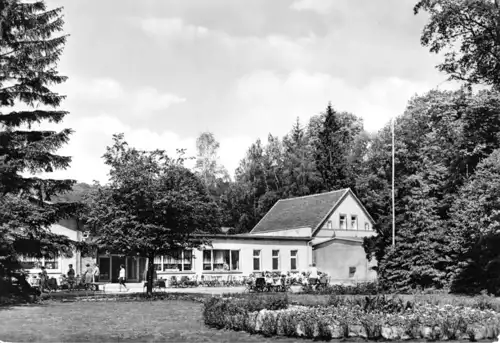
[{"x1": 0, "y1": 300, "x2": 304, "y2": 342}]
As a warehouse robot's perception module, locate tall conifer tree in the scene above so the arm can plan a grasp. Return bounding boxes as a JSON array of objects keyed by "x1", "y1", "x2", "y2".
[{"x1": 0, "y1": 0, "x2": 78, "y2": 293}]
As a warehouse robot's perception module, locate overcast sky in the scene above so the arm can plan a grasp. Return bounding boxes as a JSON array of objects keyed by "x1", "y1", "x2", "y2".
[{"x1": 39, "y1": 0, "x2": 455, "y2": 184}]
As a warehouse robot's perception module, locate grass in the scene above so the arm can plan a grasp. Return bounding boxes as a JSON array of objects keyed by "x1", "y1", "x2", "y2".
[
  {"x1": 0, "y1": 299, "x2": 307, "y2": 343},
  {"x1": 1, "y1": 291, "x2": 498, "y2": 342}
]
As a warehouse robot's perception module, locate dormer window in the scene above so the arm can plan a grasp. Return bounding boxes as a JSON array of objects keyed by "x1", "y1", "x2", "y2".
[
  {"x1": 364, "y1": 223, "x2": 370, "y2": 231},
  {"x1": 327, "y1": 220, "x2": 332, "y2": 229}
]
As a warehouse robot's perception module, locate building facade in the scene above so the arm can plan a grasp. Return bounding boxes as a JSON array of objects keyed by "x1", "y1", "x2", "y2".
[{"x1": 25, "y1": 188, "x2": 377, "y2": 284}]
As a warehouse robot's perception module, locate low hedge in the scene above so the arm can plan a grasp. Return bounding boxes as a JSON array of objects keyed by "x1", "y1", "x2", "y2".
[{"x1": 204, "y1": 295, "x2": 500, "y2": 341}]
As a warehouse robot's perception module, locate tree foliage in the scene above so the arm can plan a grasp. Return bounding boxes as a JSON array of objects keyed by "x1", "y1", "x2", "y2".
[
  {"x1": 0, "y1": 0, "x2": 81, "y2": 297},
  {"x1": 194, "y1": 132, "x2": 230, "y2": 197},
  {"x1": 84, "y1": 134, "x2": 221, "y2": 294},
  {"x1": 361, "y1": 88, "x2": 500, "y2": 293},
  {"x1": 447, "y1": 149, "x2": 500, "y2": 295},
  {"x1": 415, "y1": 0, "x2": 500, "y2": 88}
]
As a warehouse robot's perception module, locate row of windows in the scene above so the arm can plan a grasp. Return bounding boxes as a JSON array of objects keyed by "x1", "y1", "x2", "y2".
[
  {"x1": 326, "y1": 214, "x2": 371, "y2": 231},
  {"x1": 253, "y1": 249, "x2": 298, "y2": 271},
  {"x1": 20, "y1": 257, "x2": 59, "y2": 270},
  {"x1": 152, "y1": 249, "x2": 299, "y2": 272}
]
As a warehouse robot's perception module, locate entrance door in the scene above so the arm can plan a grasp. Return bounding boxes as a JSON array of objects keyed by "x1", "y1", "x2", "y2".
[
  {"x1": 127, "y1": 257, "x2": 138, "y2": 281},
  {"x1": 138, "y1": 257, "x2": 147, "y2": 282},
  {"x1": 111, "y1": 256, "x2": 126, "y2": 283},
  {"x1": 99, "y1": 257, "x2": 111, "y2": 282}
]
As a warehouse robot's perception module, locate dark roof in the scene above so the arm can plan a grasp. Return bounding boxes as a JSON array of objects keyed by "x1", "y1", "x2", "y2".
[
  {"x1": 199, "y1": 234, "x2": 310, "y2": 241},
  {"x1": 250, "y1": 189, "x2": 349, "y2": 234}
]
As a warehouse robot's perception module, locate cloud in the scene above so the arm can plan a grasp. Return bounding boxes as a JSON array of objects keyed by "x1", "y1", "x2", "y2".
[
  {"x1": 232, "y1": 70, "x2": 441, "y2": 136},
  {"x1": 34, "y1": 115, "x2": 197, "y2": 184},
  {"x1": 67, "y1": 77, "x2": 124, "y2": 101},
  {"x1": 290, "y1": 0, "x2": 335, "y2": 13},
  {"x1": 133, "y1": 87, "x2": 186, "y2": 113},
  {"x1": 139, "y1": 18, "x2": 209, "y2": 39}
]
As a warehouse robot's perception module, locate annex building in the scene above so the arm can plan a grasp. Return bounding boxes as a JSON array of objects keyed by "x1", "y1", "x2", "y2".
[{"x1": 23, "y1": 188, "x2": 377, "y2": 284}]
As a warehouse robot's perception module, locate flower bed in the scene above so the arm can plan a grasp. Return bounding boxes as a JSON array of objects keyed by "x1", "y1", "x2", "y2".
[{"x1": 204, "y1": 295, "x2": 500, "y2": 341}]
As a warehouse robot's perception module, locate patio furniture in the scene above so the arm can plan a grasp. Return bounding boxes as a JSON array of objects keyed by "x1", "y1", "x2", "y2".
[
  {"x1": 169, "y1": 276, "x2": 180, "y2": 288},
  {"x1": 254, "y1": 277, "x2": 266, "y2": 292}
]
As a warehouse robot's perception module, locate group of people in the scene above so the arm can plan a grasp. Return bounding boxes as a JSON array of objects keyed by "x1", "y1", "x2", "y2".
[{"x1": 35, "y1": 263, "x2": 101, "y2": 292}]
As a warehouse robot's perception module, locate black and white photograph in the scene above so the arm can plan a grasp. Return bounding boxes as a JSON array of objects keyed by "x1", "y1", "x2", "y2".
[{"x1": 1, "y1": 0, "x2": 500, "y2": 342}]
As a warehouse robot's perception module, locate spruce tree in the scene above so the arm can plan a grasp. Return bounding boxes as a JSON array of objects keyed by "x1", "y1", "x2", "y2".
[
  {"x1": 314, "y1": 103, "x2": 362, "y2": 191},
  {"x1": 0, "y1": 0, "x2": 79, "y2": 295}
]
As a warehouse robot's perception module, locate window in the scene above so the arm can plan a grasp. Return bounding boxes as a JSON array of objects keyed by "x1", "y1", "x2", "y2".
[
  {"x1": 44, "y1": 258, "x2": 58, "y2": 270},
  {"x1": 364, "y1": 222, "x2": 370, "y2": 231},
  {"x1": 202, "y1": 250, "x2": 240, "y2": 271},
  {"x1": 20, "y1": 257, "x2": 39, "y2": 270},
  {"x1": 20, "y1": 256, "x2": 59, "y2": 270},
  {"x1": 349, "y1": 266, "x2": 356, "y2": 278},
  {"x1": 290, "y1": 250, "x2": 298, "y2": 270},
  {"x1": 183, "y1": 250, "x2": 192, "y2": 271},
  {"x1": 203, "y1": 250, "x2": 212, "y2": 270},
  {"x1": 155, "y1": 250, "x2": 193, "y2": 272},
  {"x1": 326, "y1": 220, "x2": 332, "y2": 229},
  {"x1": 154, "y1": 256, "x2": 162, "y2": 271},
  {"x1": 272, "y1": 250, "x2": 280, "y2": 270},
  {"x1": 350, "y1": 215, "x2": 358, "y2": 230},
  {"x1": 163, "y1": 250, "x2": 182, "y2": 270},
  {"x1": 339, "y1": 214, "x2": 347, "y2": 230},
  {"x1": 253, "y1": 250, "x2": 261, "y2": 271}
]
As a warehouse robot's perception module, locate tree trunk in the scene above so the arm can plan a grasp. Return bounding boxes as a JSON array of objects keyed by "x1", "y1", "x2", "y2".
[{"x1": 147, "y1": 252, "x2": 155, "y2": 296}]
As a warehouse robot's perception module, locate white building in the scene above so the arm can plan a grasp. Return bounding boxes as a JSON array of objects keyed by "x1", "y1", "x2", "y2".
[{"x1": 24, "y1": 188, "x2": 378, "y2": 284}]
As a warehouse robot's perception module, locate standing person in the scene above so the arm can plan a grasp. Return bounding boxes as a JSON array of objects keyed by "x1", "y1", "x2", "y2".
[
  {"x1": 67, "y1": 264, "x2": 76, "y2": 291},
  {"x1": 83, "y1": 263, "x2": 93, "y2": 287},
  {"x1": 118, "y1": 264, "x2": 128, "y2": 292},
  {"x1": 39, "y1": 266, "x2": 48, "y2": 293},
  {"x1": 308, "y1": 263, "x2": 319, "y2": 288},
  {"x1": 92, "y1": 263, "x2": 100, "y2": 283}
]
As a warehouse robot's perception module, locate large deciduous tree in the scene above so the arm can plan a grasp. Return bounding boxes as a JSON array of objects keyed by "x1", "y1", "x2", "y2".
[
  {"x1": 84, "y1": 134, "x2": 221, "y2": 295},
  {"x1": 361, "y1": 88, "x2": 500, "y2": 292},
  {"x1": 0, "y1": 0, "x2": 80, "y2": 296},
  {"x1": 415, "y1": 0, "x2": 500, "y2": 89},
  {"x1": 194, "y1": 132, "x2": 230, "y2": 197},
  {"x1": 447, "y1": 149, "x2": 500, "y2": 295}
]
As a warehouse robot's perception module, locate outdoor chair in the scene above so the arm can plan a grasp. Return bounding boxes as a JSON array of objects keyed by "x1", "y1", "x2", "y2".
[
  {"x1": 254, "y1": 277, "x2": 266, "y2": 292},
  {"x1": 316, "y1": 276, "x2": 330, "y2": 291},
  {"x1": 169, "y1": 276, "x2": 180, "y2": 288}
]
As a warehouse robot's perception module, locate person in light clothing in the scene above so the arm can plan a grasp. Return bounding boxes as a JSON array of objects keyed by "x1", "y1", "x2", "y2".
[
  {"x1": 93, "y1": 263, "x2": 100, "y2": 283},
  {"x1": 308, "y1": 263, "x2": 319, "y2": 287},
  {"x1": 118, "y1": 264, "x2": 128, "y2": 292}
]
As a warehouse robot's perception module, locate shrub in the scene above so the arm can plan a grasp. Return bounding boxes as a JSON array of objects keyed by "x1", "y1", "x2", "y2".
[
  {"x1": 306, "y1": 281, "x2": 382, "y2": 295},
  {"x1": 260, "y1": 312, "x2": 278, "y2": 337}
]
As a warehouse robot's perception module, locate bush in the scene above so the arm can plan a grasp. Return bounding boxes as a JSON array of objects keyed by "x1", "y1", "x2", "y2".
[
  {"x1": 203, "y1": 293, "x2": 500, "y2": 341},
  {"x1": 204, "y1": 294, "x2": 288, "y2": 330},
  {"x1": 303, "y1": 281, "x2": 382, "y2": 295}
]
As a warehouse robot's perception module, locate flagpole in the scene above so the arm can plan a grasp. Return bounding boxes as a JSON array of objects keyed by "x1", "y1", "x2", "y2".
[{"x1": 392, "y1": 117, "x2": 395, "y2": 247}]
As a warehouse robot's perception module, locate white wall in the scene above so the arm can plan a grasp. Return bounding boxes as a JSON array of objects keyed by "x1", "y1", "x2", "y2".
[
  {"x1": 315, "y1": 193, "x2": 376, "y2": 239},
  {"x1": 24, "y1": 221, "x2": 83, "y2": 278},
  {"x1": 197, "y1": 239, "x2": 310, "y2": 275},
  {"x1": 313, "y1": 239, "x2": 377, "y2": 283},
  {"x1": 253, "y1": 227, "x2": 312, "y2": 237}
]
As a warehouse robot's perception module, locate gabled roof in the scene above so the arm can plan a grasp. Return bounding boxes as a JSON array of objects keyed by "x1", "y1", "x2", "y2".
[
  {"x1": 250, "y1": 188, "x2": 376, "y2": 236},
  {"x1": 250, "y1": 189, "x2": 349, "y2": 234}
]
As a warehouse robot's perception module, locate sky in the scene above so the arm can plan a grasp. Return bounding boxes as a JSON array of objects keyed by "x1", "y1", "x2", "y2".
[{"x1": 36, "y1": 0, "x2": 456, "y2": 184}]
